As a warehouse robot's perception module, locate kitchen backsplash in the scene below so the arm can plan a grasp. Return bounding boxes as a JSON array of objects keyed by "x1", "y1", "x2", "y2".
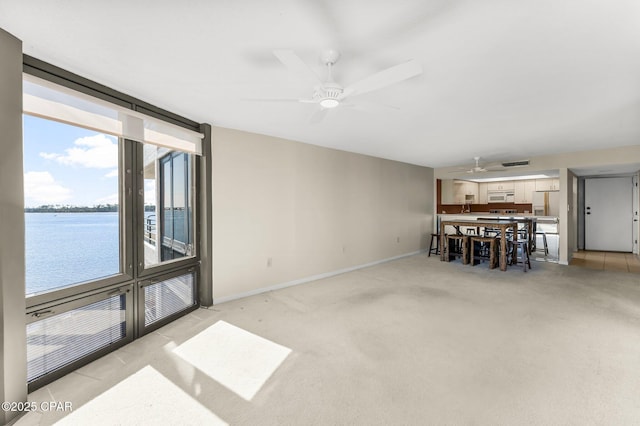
[{"x1": 438, "y1": 202, "x2": 533, "y2": 214}]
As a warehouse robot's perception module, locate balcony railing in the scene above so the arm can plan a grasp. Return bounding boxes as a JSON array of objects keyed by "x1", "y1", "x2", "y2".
[{"x1": 144, "y1": 215, "x2": 156, "y2": 246}]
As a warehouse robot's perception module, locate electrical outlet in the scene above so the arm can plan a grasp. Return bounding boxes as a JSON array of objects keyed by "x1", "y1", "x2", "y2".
[{"x1": 267, "y1": 257, "x2": 272, "y2": 267}]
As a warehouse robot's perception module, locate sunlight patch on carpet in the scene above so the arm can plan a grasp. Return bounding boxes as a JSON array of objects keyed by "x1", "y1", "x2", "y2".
[
  {"x1": 55, "y1": 366, "x2": 226, "y2": 425},
  {"x1": 173, "y1": 321, "x2": 291, "y2": 401}
]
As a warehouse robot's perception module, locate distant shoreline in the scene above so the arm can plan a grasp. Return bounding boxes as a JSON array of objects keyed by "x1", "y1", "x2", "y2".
[{"x1": 25, "y1": 205, "x2": 156, "y2": 213}]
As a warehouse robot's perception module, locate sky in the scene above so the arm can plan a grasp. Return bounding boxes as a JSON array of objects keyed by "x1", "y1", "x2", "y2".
[{"x1": 23, "y1": 115, "x2": 120, "y2": 207}]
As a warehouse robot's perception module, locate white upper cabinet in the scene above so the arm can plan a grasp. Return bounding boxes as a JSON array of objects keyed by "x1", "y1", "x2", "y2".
[
  {"x1": 443, "y1": 178, "x2": 546, "y2": 204},
  {"x1": 441, "y1": 179, "x2": 479, "y2": 204},
  {"x1": 514, "y1": 179, "x2": 536, "y2": 203},
  {"x1": 441, "y1": 179, "x2": 455, "y2": 204},
  {"x1": 478, "y1": 182, "x2": 488, "y2": 204},
  {"x1": 487, "y1": 181, "x2": 514, "y2": 191},
  {"x1": 453, "y1": 180, "x2": 479, "y2": 204},
  {"x1": 535, "y1": 178, "x2": 560, "y2": 191}
]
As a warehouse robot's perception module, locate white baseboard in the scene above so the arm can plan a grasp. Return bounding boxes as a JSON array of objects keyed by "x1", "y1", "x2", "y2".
[{"x1": 213, "y1": 250, "x2": 424, "y2": 305}]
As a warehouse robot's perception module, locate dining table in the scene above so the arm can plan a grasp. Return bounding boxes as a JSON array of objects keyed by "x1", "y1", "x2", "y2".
[{"x1": 440, "y1": 219, "x2": 518, "y2": 271}]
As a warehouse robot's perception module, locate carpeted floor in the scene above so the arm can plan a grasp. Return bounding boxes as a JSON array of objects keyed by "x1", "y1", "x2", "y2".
[{"x1": 17, "y1": 254, "x2": 640, "y2": 425}]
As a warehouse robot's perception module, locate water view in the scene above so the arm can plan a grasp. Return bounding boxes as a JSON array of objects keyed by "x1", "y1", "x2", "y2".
[{"x1": 25, "y1": 212, "x2": 119, "y2": 295}]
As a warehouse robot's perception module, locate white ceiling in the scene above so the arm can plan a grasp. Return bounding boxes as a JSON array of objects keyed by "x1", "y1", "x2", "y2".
[{"x1": 1, "y1": 0, "x2": 640, "y2": 169}]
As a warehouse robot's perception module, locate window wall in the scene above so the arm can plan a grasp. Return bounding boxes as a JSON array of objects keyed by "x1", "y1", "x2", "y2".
[{"x1": 23, "y1": 66, "x2": 206, "y2": 391}]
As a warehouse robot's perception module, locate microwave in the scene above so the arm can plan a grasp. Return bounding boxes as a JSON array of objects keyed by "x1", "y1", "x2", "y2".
[{"x1": 488, "y1": 191, "x2": 515, "y2": 203}]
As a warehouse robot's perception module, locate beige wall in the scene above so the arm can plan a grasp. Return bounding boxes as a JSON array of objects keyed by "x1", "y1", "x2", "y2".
[
  {"x1": 212, "y1": 127, "x2": 434, "y2": 301},
  {"x1": 559, "y1": 169, "x2": 578, "y2": 264},
  {"x1": 0, "y1": 27, "x2": 27, "y2": 422},
  {"x1": 622, "y1": 171, "x2": 640, "y2": 255}
]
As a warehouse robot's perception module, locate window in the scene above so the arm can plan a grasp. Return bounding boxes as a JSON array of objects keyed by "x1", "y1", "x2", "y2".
[
  {"x1": 27, "y1": 286, "x2": 133, "y2": 386},
  {"x1": 23, "y1": 116, "x2": 121, "y2": 296},
  {"x1": 142, "y1": 271, "x2": 196, "y2": 327},
  {"x1": 22, "y1": 68, "x2": 205, "y2": 390},
  {"x1": 142, "y1": 145, "x2": 195, "y2": 268},
  {"x1": 160, "y1": 152, "x2": 193, "y2": 261}
]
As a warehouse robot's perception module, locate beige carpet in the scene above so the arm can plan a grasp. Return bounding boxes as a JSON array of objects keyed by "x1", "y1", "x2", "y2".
[{"x1": 17, "y1": 254, "x2": 640, "y2": 425}]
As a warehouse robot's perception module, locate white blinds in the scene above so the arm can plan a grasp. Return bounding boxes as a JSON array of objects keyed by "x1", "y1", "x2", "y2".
[{"x1": 23, "y1": 74, "x2": 203, "y2": 155}]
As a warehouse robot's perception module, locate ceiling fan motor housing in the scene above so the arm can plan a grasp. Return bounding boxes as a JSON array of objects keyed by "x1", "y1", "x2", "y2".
[{"x1": 316, "y1": 83, "x2": 343, "y2": 108}]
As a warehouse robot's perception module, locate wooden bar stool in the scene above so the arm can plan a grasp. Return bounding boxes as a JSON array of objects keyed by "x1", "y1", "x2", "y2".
[
  {"x1": 444, "y1": 234, "x2": 469, "y2": 264},
  {"x1": 510, "y1": 239, "x2": 532, "y2": 272},
  {"x1": 428, "y1": 233, "x2": 441, "y2": 257},
  {"x1": 470, "y1": 236, "x2": 498, "y2": 268}
]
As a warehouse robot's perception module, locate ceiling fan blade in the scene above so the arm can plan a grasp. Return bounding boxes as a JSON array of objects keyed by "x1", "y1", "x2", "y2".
[
  {"x1": 341, "y1": 59, "x2": 422, "y2": 98},
  {"x1": 342, "y1": 100, "x2": 400, "y2": 113},
  {"x1": 241, "y1": 97, "x2": 317, "y2": 104},
  {"x1": 273, "y1": 50, "x2": 324, "y2": 86},
  {"x1": 309, "y1": 108, "x2": 329, "y2": 124}
]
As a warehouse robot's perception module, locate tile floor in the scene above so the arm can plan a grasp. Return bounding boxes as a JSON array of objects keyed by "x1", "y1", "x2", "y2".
[{"x1": 570, "y1": 250, "x2": 640, "y2": 273}]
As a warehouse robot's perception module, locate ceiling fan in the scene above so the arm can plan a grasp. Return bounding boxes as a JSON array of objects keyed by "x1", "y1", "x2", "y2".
[
  {"x1": 251, "y1": 49, "x2": 422, "y2": 122},
  {"x1": 450, "y1": 157, "x2": 504, "y2": 174}
]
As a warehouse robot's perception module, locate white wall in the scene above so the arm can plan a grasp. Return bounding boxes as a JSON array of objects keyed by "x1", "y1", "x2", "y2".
[{"x1": 212, "y1": 127, "x2": 434, "y2": 301}]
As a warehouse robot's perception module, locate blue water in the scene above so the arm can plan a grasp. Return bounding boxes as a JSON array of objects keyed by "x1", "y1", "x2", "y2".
[{"x1": 25, "y1": 213, "x2": 120, "y2": 295}]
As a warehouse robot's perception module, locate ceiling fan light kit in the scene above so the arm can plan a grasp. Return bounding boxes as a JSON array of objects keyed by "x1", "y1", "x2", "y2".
[
  {"x1": 317, "y1": 84, "x2": 342, "y2": 108},
  {"x1": 319, "y1": 98, "x2": 340, "y2": 109}
]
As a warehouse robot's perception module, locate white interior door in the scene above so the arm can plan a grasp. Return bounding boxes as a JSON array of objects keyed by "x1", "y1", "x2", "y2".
[{"x1": 585, "y1": 177, "x2": 633, "y2": 252}]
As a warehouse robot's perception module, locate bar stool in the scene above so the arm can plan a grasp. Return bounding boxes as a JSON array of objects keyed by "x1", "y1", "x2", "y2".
[
  {"x1": 483, "y1": 227, "x2": 500, "y2": 238},
  {"x1": 428, "y1": 233, "x2": 441, "y2": 257},
  {"x1": 535, "y1": 230, "x2": 549, "y2": 255},
  {"x1": 470, "y1": 236, "x2": 498, "y2": 268},
  {"x1": 516, "y1": 228, "x2": 531, "y2": 254},
  {"x1": 444, "y1": 234, "x2": 469, "y2": 264},
  {"x1": 511, "y1": 239, "x2": 531, "y2": 272}
]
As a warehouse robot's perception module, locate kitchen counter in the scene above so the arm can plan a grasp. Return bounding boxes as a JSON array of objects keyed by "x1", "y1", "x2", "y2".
[{"x1": 438, "y1": 213, "x2": 558, "y2": 221}]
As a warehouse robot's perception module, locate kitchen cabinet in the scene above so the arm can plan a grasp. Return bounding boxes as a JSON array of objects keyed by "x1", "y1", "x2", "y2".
[
  {"x1": 487, "y1": 181, "x2": 514, "y2": 191},
  {"x1": 440, "y1": 179, "x2": 478, "y2": 204},
  {"x1": 453, "y1": 180, "x2": 478, "y2": 204},
  {"x1": 514, "y1": 179, "x2": 535, "y2": 203},
  {"x1": 478, "y1": 183, "x2": 488, "y2": 204},
  {"x1": 535, "y1": 178, "x2": 560, "y2": 192},
  {"x1": 441, "y1": 179, "x2": 455, "y2": 204}
]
